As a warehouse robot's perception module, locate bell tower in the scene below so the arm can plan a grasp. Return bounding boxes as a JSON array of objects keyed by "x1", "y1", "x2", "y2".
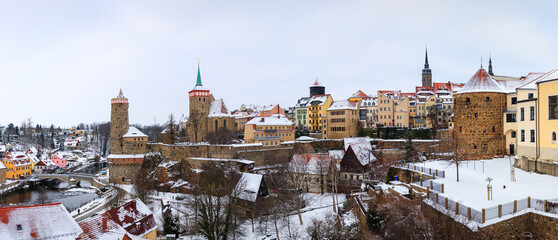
[{"x1": 421, "y1": 48, "x2": 432, "y2": 88}]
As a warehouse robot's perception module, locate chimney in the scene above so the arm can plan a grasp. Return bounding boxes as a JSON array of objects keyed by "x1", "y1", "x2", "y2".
[
  {"x1": 102, "y1": 215, "x2": 107, "y2": 232},
  {"x1": 260, "y1": 118, "x2": 264, "y2": 122}
]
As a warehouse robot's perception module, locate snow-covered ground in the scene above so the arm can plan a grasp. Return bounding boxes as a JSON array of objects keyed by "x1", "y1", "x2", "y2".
[
  {"x1": 424, "y1": 158, "x2": 558, "y2": 209},
  {"x1": 240, "y1": 193, "x2": 349, "y2": 240}
]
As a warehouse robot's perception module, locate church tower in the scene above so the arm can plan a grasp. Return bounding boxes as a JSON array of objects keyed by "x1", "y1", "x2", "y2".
[
  {"x1": 186, "y1": 61, "x2": 213, "y2": 142},
  {"x1": 488, "y1": 55, "x2": 494, "y2": 76},
  {"x1": 188, "y1": 61, "x2": 212, "y2": 117},
  {"x1": 421, "y1": 49, "x2": 433, "y2": 88},
  {"x1": 110, "y1": 89, "x2": 129, "y2": 154}
]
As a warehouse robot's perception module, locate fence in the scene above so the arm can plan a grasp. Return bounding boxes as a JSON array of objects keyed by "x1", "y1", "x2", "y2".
[
  {"x1": 427, "y1": 191, "x2": 558, "y2": 224},
  {"x1": 397, "y1": 163, "x2": 445, "y2": 178}
]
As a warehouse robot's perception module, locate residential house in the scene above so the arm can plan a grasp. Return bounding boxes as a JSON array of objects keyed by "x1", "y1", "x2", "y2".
[
  {"x1": 103, "y1": 199, "x2": 158, "y2": 240},
  {"x1": 289, "y1": 154, "x2": 334, "y2": 193},
  {"x1": 324, "y1": 100, "x2": 359, "y2": 139},
  {"x1": 307, "y1": 94, "x2": 333, "y2": 134},
  {"x1": 0, "y1": 203, "x2": 83, "y2": 239},
  {"x1": 50, "y1": 154, "x2": 67, "y2": 168},
  {"x1": 235, "y1": 172, "x2": 269, "y2": 216},
  {"x1": 3, "y1": 152, "x2": 32, "y2": 179},
  {"x1": 244, "y1": 114, "x2": 295, "y2": 146},
  {"x1": 339, "y1": 139, "x2": 376, "y2": 192}
]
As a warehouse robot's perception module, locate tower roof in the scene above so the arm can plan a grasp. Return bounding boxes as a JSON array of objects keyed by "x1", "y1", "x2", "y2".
[
  {"x1": 488, "y1": 55, "x2": 494, "y2": 76},
  {"x1": 196, "y1": 61, "x2": 202, "y2": 86},
  {"x1": 311, "y1": 78, "x2": 323, "y2": 87},
  {"x1": 456, "y1": 68, "x2": 506, "y2": 94},
  {"x1": 422, "y1": 48, "x2": 431, "y2": 75},
  {"x1": 111, "y1": 89, "x2": 128, "y2": 104}
]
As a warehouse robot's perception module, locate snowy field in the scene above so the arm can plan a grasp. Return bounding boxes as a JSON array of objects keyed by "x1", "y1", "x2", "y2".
[{"x1": 424, "y1": 158, "x2": 558, "y2": 209}]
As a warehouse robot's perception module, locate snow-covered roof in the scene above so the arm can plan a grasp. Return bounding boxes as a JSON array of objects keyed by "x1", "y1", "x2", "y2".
[
  {"x1": 305, "y1": 94, "x2": 330, "y2": 107},
  {"x1": 516, "y1": 72, "x2": 548, "y2": 89},
  {"x1": 78, "y1": 214, "x2": 146, "y2": 240},
  {"x1": 236, "y1": 173, "x2": 263, "y2": 202},
  {"x1": 107, "y1": 154, "x2": 145, "y2": 159},
  {"x1": 360, "y1": 98, "x2": 377, "y2": 107},
  {"x1": 245, "y1": 114, "x2": 293, "y2": 126},
  {"x1": 123, "y1": 127, "x2": 148, "y2": 138},
  {"x1": 290, "y1": 154, "x2": 333, "y2": 175},
  {"x1": 535, "y1": 69, "x2": 558, "y2": 85},
  {"x1": 187, "y1": 157, "x2": 255, "y2": 165},
  {"x1": 345, "y1": 139, "x2": 376, "y2": 166},
  {"x1": 191, "y1": 85, "x2": 208, "y2": 91},
  {"x1": 0, "y1": 203, "x2": 83, "y2": 240},
  {"x1": 311, "y1": 79, "x2": 323, "y2": 87},
  {"x1": 104, "y1": 199, "x2": 157, "y2": 237},
  {"x1": 343, "y1": 137, "x2": 370, "y2": 150},
  {"x1": 208, "y1": 99, "x2": 233, "y2": 117},
  {"x1": 328, "y1": 150, "x2": 345, "y2": 160},
  {"x1": 350, "y1": 90, "x2": 369, "y2": 98},
  {"x1": 296, "y1": 97, "x2": 312, "y2": 108},
  {"x1": 328, "y1": 100, "x2": 358, "y2": 111},
  {"x1": 296, "y1": 136, "x2": 316, "y2": 141},
  {"x1": 0, "y1": 161, "x2": 5, "y2": 169},
  {"x1": 456, "y1": 68, "x2": 507, "y2": 94}
]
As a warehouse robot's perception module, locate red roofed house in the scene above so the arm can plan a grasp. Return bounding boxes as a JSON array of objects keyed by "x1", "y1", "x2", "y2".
[
  {"x1": 0, "y1": 203, "x2": 83, "y2": 240},
  {"x1": 102, "y1": 199, "x2": 158, "y2": 240},
  {"x1": 339, "y1": 139, "x2": 376, "y2": 193},
  {"x1": 51, "y1": 154, "x2": 67, "y2": 168},
  {"x1": 78, "y1": 213, "x2": 147, "y2": 240}
]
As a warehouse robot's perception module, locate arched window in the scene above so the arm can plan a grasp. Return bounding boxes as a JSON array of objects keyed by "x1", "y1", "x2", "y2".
[
  {"x1": 486, "y1": 97, "x2": 491, "y2": 102},
  {"x1": 552, "y1": 131, "x2": 557, "y2": 144}
]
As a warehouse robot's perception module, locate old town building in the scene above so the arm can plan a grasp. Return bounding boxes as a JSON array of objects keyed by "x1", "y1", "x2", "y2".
[
  {"x1": 108, "y1": 90, "x2": 148, "y2": 184},
  {"x1": 325, "y1": 100, "x2": 360, "y2": 139},
  {"x1": 244, "y1": 114, "x2": 295, "y2": 145},
  {"x1": 184, "y1": 62, "x2": 235, "y2": 143},
  {"x1": 454, "y1": 68, "x2": 508, "y2": 159}
]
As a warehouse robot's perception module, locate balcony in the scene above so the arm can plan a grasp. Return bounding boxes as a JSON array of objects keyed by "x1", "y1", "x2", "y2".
[{"x1": 254, "y1": 136, "x2": 280, "y2": 141}]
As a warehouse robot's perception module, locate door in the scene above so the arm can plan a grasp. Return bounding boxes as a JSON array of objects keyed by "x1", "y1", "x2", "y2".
[{"x1": 509, "y1": 144, "x2": 515, "y2": 155}]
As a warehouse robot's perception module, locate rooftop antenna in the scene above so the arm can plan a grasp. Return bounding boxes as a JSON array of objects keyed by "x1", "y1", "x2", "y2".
[{"x1": 480, "y1": 57, "x2": 483, "y2": 68}]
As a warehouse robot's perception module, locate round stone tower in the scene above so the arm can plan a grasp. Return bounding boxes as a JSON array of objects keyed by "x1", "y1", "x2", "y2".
[
  {"x1": 110, "y1": 89, "x2": 129, "y2": 154},
  {"x1": 454, "y1": 68, "x2": 506, "y2": 159},
  {"x1": 309, "y1": 79, "x2": 325, "y2": 97}
]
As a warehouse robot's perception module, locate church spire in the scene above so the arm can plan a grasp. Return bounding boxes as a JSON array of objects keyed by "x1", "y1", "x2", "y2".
[
  {"x1": 488, "y1": 54, "x2": 494, "y2": 76},
  {"x1": 195, "y1": 59, "x2": 202, "y2": 86},
  {"x1": 421, "y1": 48, "x2": 432, "y2": 88}
]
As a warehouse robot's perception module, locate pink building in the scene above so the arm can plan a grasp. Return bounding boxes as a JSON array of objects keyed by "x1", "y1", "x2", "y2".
[{"x1": 50, "y1": 154, "x2": 67, "y2": 168}]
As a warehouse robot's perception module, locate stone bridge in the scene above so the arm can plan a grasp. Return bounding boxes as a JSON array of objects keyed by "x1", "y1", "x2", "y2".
[{"x1": 35, "y1": 173, "x2": 106, "y2": 188}]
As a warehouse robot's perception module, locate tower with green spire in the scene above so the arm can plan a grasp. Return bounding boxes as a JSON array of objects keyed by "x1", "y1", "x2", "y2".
[
  {"x1": 421, "y1": 48, "x2": 433, "y2": 88},
  {"x1": 187, "y1": 60, "x2": 213, "y2": 142}
]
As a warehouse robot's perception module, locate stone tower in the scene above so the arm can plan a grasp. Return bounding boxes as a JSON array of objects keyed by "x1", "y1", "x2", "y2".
[
  {"x1": 187, "y1": 61, "x2": 214, "y2": 142},
  {"x1": 110, "y1": 89, "x2": 129, "y2": 154},
  {"x1": 309, "y1": 78, "x2": 325, "y2": 97},
  {"x1": 421, "y1": 49, "x2": 432, "y2": 88},
  {"x1": 453, "y1": 68, "x2": 506, "y2": 159}
]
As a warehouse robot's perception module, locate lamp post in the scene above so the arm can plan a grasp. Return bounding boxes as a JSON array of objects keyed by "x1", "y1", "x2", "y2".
[{"x1": 485, "y1": 177, "x2": 493, "y2": 200}]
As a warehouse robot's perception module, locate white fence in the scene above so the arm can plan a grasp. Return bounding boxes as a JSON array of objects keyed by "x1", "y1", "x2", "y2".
[{"x1": 428, "y1": 191, "x2": 558, "y2": 224}]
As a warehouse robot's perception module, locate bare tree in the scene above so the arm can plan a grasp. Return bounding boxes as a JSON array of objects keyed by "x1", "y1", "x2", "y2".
[
  {"x1": 287, "y1": 157, "x2": 310, "y2": 225},
  {"x1": 187, "y1": 111, "x2": 205, "y2": 143},
  {"x1": 193, "y1": 163, "x2": 242, "y2": 240},
  {"x1": 133, "y1": 168, "x2": 154, "y2": 203},
  {"x1": 166, "y1": 114, "x2": 177, "y2": 144}
]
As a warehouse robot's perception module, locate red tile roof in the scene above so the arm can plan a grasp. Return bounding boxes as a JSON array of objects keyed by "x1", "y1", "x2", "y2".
[{"x1": 104, "y1": 199, "x2": 157, "y2": 237}]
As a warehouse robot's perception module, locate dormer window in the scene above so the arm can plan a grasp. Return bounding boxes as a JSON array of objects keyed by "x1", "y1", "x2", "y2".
[{"x1": 16, "y1": 224, "x2": 22, "y2": 231}]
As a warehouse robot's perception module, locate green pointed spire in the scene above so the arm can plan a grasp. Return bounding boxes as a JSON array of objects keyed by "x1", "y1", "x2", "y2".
[{"x1": 196, "y1": 60, "x2": 202, "y2": 86}]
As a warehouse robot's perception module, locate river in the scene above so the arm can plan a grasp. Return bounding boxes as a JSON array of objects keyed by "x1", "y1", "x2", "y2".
[{"x1": 0, "y1": 185, "x2": 98, "y2": 211}]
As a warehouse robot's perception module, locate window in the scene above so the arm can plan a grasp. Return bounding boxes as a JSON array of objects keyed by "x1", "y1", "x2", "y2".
[
  {"x1": 492, "y1": 126, "x2": 495, "y2": 132},
  {"x1": 529, "y1": 106, "x2": 535, "y2": 121},
  {"x1": 552, "y1": 131, "x2": 557, "y2": 144},
  {"x1": 521, "y1": 130, "x2": 525, "y2": 142},
  {"x1": 528, "y1": 93, "x2": 534, "y2": 99},
  {"x1": 511, "y1": 131, "x2": 516, "y2": 138},
  {"x1": 485, "y1": 97, "x2": 491, "y2": 102},
  {"x1": 530, "y1": 130, "x2": 535, "y2": 143},
  {"x1": 511, "y1": 97, "x2": 517, "y2": 104},
  {"x1": 520, "y1": 108, "x2": 525, "y2": 121},
  {"x1": 475, "y1": 113, "x2": 478, "y2": 118},
  {"x1": 506, "y1": 113, "x2": 516, "y2": 123},
  {"x1": 550, "y1": 96, "x2": 558, "y2": 119}
]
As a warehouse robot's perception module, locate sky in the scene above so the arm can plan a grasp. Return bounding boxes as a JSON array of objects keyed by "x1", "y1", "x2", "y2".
[{"x1": 1, "y1": 0, "x2": 557, "y2": 127}]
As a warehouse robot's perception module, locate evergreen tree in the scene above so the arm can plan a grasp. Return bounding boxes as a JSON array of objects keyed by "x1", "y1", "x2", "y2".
[{"x1": 163, "y1": 214, "x2": 180, "y2": 236}]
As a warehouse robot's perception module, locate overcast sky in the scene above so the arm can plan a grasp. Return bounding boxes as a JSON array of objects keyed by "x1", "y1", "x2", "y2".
[{"x1": 1, "y1": 1, "x2": 557, "y2": 127}]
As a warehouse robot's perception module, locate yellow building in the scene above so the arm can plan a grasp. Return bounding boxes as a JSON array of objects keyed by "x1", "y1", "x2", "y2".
[
  {"x1": 244, "y1": 114, "x2": 295, "y2": 146},
  {"x1": 3, "y1": 153, "x2": 32, "y2": 179},
  {"x1": 377, "y1": 90, "x2": 399, "y2": 127},
  {"x1": 534, "y1": 70, "x2": 558, "y2": 170},
  {"x1": 394, "y1": 97, "x2": 410, "y2": 128},
  {"x1": 324, "y1": 100, "x2": 359, "y2": 139},
  {"x1": 424, "y1": 95, "x2": 438, "y2": 128},
  {"x1": 307, "y1": 94, "x2": 333, "y2": 134}
]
